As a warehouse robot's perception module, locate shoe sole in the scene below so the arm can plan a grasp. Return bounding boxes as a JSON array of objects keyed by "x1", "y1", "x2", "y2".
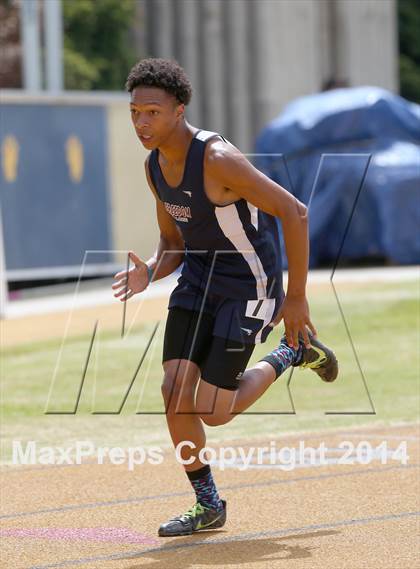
[
  {"x1": 158, "y1": 519, "x2": 226, "y2": 537},
  {"x1": 158, "y1": 502, "x2": 226, "y2": 537},
  {"x1": 309, "y1": 337, "x2": 339, "y2": 382},
  {"x1": 158, "y1": 527, "x2": 193, "y2": 537}
]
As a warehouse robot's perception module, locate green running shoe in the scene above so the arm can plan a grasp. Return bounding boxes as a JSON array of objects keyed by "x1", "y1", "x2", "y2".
[
  {"x1": 158, "y1": 500, "x2": 227, "y2": 537},
  {"x1": 292, "y1": 332, "x2": 339, "y2": 382}
]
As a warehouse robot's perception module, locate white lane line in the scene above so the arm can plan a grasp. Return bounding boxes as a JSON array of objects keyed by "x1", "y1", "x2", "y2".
[
  {"x1": 1, "y1": 463, "x2": 418, "y2": 520},
  {"x1": 27, "y1": 510, "x2": 420, "y2": 569}
]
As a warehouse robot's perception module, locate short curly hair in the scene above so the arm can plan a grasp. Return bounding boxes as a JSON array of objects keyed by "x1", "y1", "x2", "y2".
[{"x1": 125, "y1": 58, "x2": 192, "y2": 105}]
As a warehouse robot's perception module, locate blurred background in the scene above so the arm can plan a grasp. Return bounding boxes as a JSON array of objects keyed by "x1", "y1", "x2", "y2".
[{"x1": 0, "y1": 0, "x2": 419, "y2": 313}]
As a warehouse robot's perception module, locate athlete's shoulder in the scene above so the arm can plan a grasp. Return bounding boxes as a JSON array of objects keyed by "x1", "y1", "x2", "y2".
[
  {"x1": 204, "y1": 136, "x2": 249, "y2": 177},
  {"x1": 195, "y1": 129, "x2": 223, "y2": 143}
]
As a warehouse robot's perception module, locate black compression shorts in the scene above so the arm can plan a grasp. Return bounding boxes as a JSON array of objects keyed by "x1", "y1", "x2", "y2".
[
  {"x1": 163, "y1": 306, "x2": 255, "y2": 391},
  {"x1": 162, "y1": 278, "x2": 282, "y2": 390}
]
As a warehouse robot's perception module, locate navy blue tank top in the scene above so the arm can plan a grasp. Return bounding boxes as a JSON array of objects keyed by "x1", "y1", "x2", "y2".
[{"x1": 148, "y1": 129, "x2": 283, "y2": 300}]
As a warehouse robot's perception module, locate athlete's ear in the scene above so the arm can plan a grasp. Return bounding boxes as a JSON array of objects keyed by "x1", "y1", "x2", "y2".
[{"x1": 176, "y1": 103, "x2": 185, "y2": 119}]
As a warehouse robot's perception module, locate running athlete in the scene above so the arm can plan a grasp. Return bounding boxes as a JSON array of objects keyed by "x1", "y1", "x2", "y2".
[{"x1": 112, "y1": 58, "x2": 338, "y2": 537}]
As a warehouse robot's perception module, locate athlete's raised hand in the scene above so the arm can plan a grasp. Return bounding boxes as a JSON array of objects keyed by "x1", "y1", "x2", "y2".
[
  {"x1": 269, "y1": 293, "x2": 317, "y2": 350},
  {"x1": 112, "y1": 251, "x2": 150, "y2": 302}
]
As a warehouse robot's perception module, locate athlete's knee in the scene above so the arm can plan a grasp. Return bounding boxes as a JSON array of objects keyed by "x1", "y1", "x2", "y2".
[
  {"x1": 160, "y1": 378, "x2": 173, "y2": 407},
  {"x1": 161, "y1": 368, "x2": 197, "y2": 413},
  {"x1": 200, "y1": 412, "x2": 232, "y2": 427},
  {"x1": 161, "y1": 376, "x2": 185, "y2": 411}
]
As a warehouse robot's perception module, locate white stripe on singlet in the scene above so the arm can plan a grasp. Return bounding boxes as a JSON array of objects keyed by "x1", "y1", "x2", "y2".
[{"x1": 214, "y1": 203, "x2": 268, "y2": 299}]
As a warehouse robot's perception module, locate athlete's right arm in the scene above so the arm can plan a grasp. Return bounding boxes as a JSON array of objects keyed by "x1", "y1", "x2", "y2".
[
  {"x1": 112, "y1": 157, "x2": 185, "y2": 301},
  {"x1": 143, "y1": 156, "x2": 186, "y2": 280}
]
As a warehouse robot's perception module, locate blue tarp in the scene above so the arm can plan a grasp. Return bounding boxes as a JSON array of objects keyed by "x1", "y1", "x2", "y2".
[{"x1": 255, "y1": 87, "x2": 420, "y2": 266}]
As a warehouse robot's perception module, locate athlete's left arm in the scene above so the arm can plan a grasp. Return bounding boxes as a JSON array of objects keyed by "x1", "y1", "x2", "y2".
[{"x1": 205, "y1": 142, "x2": 316, "y2": 349}]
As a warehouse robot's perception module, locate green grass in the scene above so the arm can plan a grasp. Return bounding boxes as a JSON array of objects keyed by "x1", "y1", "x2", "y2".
[{"x1": 1, "y1": 280, "x2": 419, "y2": 462}]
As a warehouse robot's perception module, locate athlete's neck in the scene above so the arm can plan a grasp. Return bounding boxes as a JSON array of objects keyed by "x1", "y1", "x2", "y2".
[{"x1": 158, "y1": 121, "x2": 198, "y2": 166}]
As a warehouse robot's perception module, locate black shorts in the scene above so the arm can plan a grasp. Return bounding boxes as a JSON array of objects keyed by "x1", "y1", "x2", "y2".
[
  {"x1": 163, "y1": 307, "x2": 255, "y2": 391},
  {"x1": 162, "y1": 278, "x2": 283, "y2": 391}
]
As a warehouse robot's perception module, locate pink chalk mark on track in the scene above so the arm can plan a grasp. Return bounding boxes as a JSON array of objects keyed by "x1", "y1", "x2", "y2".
[{"x1": 0, "y1": 527, "x2": 159, "y2": 545}]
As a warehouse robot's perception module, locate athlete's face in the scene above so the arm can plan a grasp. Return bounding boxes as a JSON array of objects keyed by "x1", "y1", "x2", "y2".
[{"x1": 130, "y1": 86, "x2": 184, "y2": 149}]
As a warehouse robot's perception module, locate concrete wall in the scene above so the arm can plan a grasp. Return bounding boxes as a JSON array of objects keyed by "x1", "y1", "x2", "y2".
[
  {"x1": 334, "y1": 0, "x2": 398, "y2": 92},
  {"x1": 139, "y1": 0, "x2": 399, "y2": 152},
  {"x1": 249, "y1": 0, "x2": 325, "y2": 136}
]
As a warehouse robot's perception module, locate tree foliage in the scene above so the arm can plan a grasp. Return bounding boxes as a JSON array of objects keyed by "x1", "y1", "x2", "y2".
[
  {"x1": 63, "y1": 0, "x2": 136, "y2": 91},
  {"x1": 398, "y1": 0, "x2": 420, "y2": 103}
]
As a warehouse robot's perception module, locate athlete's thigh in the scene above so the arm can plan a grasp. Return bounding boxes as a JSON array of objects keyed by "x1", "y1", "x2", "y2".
[
  {"x1": 162, "y1": 304, "x2": 214, "y2": 405},
  {"x1": 162, "y1": 358, "x2": 201, "y2": 388},
  {"x1": 162, "y1": 306, "x2": 214, "y2": 368},
  {"x1": 195, "y1": 378, "x2": 238, "y2": 420},
  {"x1": 195, "y1": 336, "x2": 255, "y2": 414}
]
